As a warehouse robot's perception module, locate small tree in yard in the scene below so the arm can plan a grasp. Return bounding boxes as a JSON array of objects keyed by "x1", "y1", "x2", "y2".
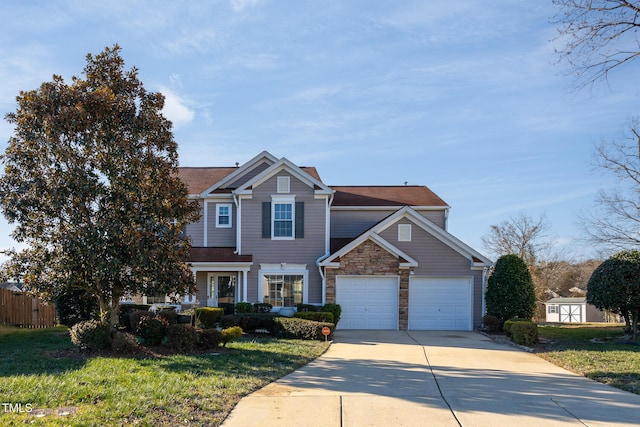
[
  {"x1": 485, "y1": 254, "x2": 536, "y2": 324},
  {"x1": 0, "y1": 45, "x2": 200, "y2": 332},
  {"x1": 587, "y1": 250, "x2": 640, "y2": 339}
]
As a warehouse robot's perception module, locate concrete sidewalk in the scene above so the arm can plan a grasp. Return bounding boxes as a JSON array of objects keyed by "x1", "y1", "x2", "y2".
[{"x1": 221, "y1": 331, "x2": 640, "y2": 427}]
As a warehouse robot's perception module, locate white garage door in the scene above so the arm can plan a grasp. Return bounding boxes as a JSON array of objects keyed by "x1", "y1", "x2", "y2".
[
  {"x1": 336, "y1": 276, "x2": 398, "y2": 330},
  {"x1": 409, "y1": 277, "x2": 473, "y2": 330}
]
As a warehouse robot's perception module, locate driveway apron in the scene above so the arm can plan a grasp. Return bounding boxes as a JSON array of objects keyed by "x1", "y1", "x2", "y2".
[{"x1": 221, "y1": 331, "x2": 640, "y2": 427}]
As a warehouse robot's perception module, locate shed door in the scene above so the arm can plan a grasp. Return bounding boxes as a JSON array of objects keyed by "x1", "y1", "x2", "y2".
[
  {"x1": 335, "y1": 276, "x2": 398, "y2": 330},
  {"x1": 409, "y1": 277, "x2": 473, "y2": 330},
  {"x1": 560, "y1": 304, "x2": 582, "y2": 323}
]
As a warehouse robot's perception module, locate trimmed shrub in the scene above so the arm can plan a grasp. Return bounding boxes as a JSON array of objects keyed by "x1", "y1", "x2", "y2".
[
  {"x1": 197, "y1": 328, "x2": 223, "y2": 350},
  {"x1": 235, "y1": 302, "x2": 253, "y2": 313},
  {"x1": 510, "y1": 321, "x2": 538, "y2": 347},
  {"x1": 157, "y1": 309, "x2": 178, "y2": 325},
  {"x1": 70, "y1": 320, "x2": 111, "y2": 352},
  {"x1": 253, "y1": 302, "x2": 273, "y2": 313},
  {"x1": 137, "y1": 316, "x2": 169, "y2": 346},
  {"x1": 221, "y1": 314, "x2": 241, "y2": 328},
  {"x1": 219, "y1": 302, "x2": 235, "y2": 316},
  {"x1": 296, "y1": 304, "x2": 319, "y2": 313},
  {"x1": 55, "y1": 289, "x2": 99, "y2": 328},
  {"x1": 195, "y1": 307, "x2": 225, "y2": 329},
  {"x1": 111, "y1": 331, "x2": 140, "y2": 354},
  {"x1": 220, "y1": 313, "x2": 278, "y2": 332},
  {"x1": 129, "y1": 310, "x2": 152, "y2": 332},
  {"x1": 273, "y1": 317, "x2": 334, "y2": 340},
  {"x1": 482, "y1": 315, "x2": 502, "y2": 332},
  {"x1": 168, "y1": 324, "x2": 197, "y2": 353},
  {"x1": 322, "y1": 303, "x2": 341, "y2": 326},
  {"x1": 221, "y1": 326, "x2": 243, "y2": 346},
  {"x1": 119, "y1": 304, "x2": 151, "y2": 331},
  {"x1": 503, "y1": 318, "x2": 531, "y2": 336},
  {"x1": 177, "y1": 313, "x2": 194, "y2": 325},
  {"x1": 294, "y1": 311, "x2": 335, "y2": 324},
  {"x1": 485, "y1": 254, "x2": 536, "y2": 323}
]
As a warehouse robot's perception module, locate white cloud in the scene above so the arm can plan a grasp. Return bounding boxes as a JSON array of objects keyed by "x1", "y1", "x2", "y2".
[{"x1": 160, "y1": 87, "x2": 195, "y2": 128}]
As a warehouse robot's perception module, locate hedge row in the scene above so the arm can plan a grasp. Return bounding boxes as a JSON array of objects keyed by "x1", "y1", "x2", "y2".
[
  {"x1": 293, "y1": 311, "x2": 334, "y2": 324},
  {"x1": 273, "y1": 317, "x2": 334, "y2": 340},
  {"x1": 504, "y1": 318, "x2": 538, "y2": 346}
]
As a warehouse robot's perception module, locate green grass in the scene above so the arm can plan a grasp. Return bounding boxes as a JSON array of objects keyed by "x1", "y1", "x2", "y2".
[
  {"x1": 536, "y1": 323, "x2": 640, "y2": 395},
  {"x1": 0, "y1": 325, "x2": 329, "y2": 426}
]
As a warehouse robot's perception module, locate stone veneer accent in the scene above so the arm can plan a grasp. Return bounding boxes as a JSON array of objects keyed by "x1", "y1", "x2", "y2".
[{"x1": 325, "y1": 239, "x2": 411, "y2": 330}]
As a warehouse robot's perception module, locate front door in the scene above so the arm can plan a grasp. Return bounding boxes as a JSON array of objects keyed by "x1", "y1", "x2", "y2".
[{"x1": 208, "y1": 274, "x2": 237, "y2": 315}]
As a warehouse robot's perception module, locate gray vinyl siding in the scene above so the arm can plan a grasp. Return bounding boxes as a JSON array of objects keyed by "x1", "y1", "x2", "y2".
[
  {"x1": 185, "y1": 200, "x2": 205, "y2": 246},
  {"x1": 240, "y1": 173, "x2": 327, "y2": 304},
  {"x1": 206, "y1": 201, "x2": 236, "y2": 247},
  {"x1": 195, "y1": 271, "x2": 208, "y2": 305},
  {"x1": 226, "y1": 162, "x2": 271, "y2": 189},
  {"x1": 415, "y1": 210, "x2": 447, "y2": 229},
  {"x1": 379, "y1": 219, "x2": 485, "y2": 328},
  {"x1": 330, "y1": 209, "x2": 396, "y2": 238}
]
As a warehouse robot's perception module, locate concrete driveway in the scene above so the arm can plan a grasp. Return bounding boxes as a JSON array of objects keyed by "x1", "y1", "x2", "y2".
[{"x1": 221, "y1": 330, "x2": 640, "y2": 427}]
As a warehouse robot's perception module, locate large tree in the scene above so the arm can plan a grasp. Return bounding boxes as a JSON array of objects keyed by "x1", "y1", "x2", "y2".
[
  {"x1": 0, "y1": 45, "x2": 200, "y2": 331},
  {"x1": 552, "y1": 0, "x2": 640, "y2": 88},
  {"x1": 587, "y1": 250, "x2": 640, "y2": 339},
  {"x1": 485, "y1": 254, "x2": 536, "y2": 323}
]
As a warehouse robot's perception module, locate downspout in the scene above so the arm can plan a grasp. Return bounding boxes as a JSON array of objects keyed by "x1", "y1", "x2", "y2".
[
  {"x1": 316, "y1": 253, "x2": 331, "y2": 306},
  {"x1": 482, "y1": 265, "x2": 494, "y2": 318},
  {"x1": 444, "y1": 207, "x2": 450, "y2": 231},
  {"x1": 482, "y1": 266, "x2": 488, "y2": 318}
]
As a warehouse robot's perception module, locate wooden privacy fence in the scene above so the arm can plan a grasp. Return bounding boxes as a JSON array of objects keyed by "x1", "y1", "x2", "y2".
[{"x1": 0, "y1": 288, "x2": 57, "y2": 328}]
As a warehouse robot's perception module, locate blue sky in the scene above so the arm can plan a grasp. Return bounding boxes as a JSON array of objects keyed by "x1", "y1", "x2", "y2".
[{"x1": 0, "y1": 1, "x2": 637, "y2": 261}]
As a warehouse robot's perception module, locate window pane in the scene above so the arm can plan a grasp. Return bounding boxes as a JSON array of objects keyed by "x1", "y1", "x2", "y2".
[
  {"x1": 274, "y1": 220, "x2": 292, "y2": 237},
  {"x1": 262, "y1": 274, "x2": 303, "y2": 307},
  {"x1": 273, "y1": 203, "x2": 293, "y2": 237},
  {"x1": 274, "y1": 203, "x2": 292, "y2": 220},
  {"x1": 217, "y1": 205, "x2": 230, "y2": 226}
]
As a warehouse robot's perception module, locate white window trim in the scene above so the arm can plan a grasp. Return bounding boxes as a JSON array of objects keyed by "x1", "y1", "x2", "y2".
[
  {"x1": 398, "y1": 224, "x2": 412, "y2": 242},
  {"x1": 258, "y1": 263, "x2": 308, "y2": 305},
  {"x1": 548, "y1": 305, "x2": 558, "y2": 314},
  {"x1": 216, "y1": 203, "x2": 232, "y2": 228},
  {"x1": 277, "y1": 176, "x2": 290, "y2": 193},
  {"x1": 271, "y1": 195, "x2": 295, "y2": 240}
]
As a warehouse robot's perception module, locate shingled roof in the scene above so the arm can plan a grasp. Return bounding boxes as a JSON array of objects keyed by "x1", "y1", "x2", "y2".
[
  {"x1": 177, "y1": 167, "x2": 238, "y2": 194},
  {"x1": 177, "y1": 166, "x2": 322, "y2": 195},
  {"x1": 330, "y1": 186, "x2": 448, "y2": 207}
]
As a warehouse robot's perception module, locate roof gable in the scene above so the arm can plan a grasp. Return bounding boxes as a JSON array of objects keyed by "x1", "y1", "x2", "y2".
[
  {"x1": 199, "y1": 151, "x2": 278, "y2": 196},
  {"x1": 373, "y1": 206, "x2": 492, "y2": 266},
  {"x1": 235, "y1": 157, "x2": 333, "y2": 195}
]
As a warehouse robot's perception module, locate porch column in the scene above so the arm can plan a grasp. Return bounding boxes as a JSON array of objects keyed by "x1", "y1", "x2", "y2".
[{"x1": 242, "y1": 269, "x2": 248, "y2": 302}]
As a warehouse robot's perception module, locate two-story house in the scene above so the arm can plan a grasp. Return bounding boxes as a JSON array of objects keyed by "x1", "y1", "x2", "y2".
[{"x1": 177, "y1": 151, "x2": 492, "y2": 331}]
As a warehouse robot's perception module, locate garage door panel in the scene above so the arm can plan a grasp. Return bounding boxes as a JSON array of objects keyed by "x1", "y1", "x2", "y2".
[
  {"x1": 409, "y1": 277, "x2": 472, "y2": 331},
  {"x1": 336, "y1": 276, "x2": 398, "y2": 330}
]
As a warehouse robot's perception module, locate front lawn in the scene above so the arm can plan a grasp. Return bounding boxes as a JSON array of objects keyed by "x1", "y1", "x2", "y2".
[
  {"x1": 0, "y1": 325, "x2": 329, "y2": 426},
  {"x1": 536, "y1": 323, "x2": 640, "y2": 395}
]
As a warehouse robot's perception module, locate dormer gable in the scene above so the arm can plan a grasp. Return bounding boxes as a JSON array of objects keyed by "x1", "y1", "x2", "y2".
[
  {"x1": 234, "y1": 157, "x2": 334, "y2": 196},
  {"x1": 199, "y1": 151, "x2": 279, "y2": 197}
]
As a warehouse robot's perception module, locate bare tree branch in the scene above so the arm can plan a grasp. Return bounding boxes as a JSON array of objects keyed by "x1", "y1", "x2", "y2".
[
  {"x1": 552, "y1": 0, "x2": 640, "y2": 89},
  {"x1": 481, "y1": 213, "x2": 552, "y2": 266}
]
